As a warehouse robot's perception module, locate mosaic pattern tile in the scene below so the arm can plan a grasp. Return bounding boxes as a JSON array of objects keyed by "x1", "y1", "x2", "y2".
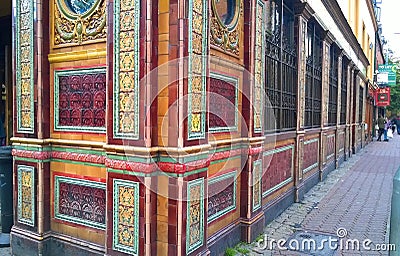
[
  {"x1": 254, "y1": 0, "x2": 265, "y2": 132},
  {"x1": 54, "y1": 176, "x2": 106, "y2": 229},
  {"x1": 54, "y1": 68, "x2": 106, "y2": 132},
  {"x1": 187, "y1": 178, "x2": 204, "y2": 254},
  {"x1": 16, "y1": 0, "x2": 34, "y2": 133},
  {"x1": 208, "y1": 171, "x2": 236, "y2": 223},
  {"x1": 209, "y1": 73, "x2": 238, "y2": 132},
  {"x1": 262, "y1": 145, "x2": 294, "y2": 197},
  {"x1": 113, "y1": 179, "x2": 139, "y2": 255},
  {"x1": 17, "y1": 165, "x2": 35, "y2": 226},
  {"x1": 54, "y1": 0, "x2": 106, "y2": 46},
  {"x1": 113, "y1": 0, "x2": 140, "y2": 139},
  {"x1": 252, "y1": 160, "x2": 262, "y2": 212},
  {"x1": 188, "y1": 0, "x2": 208, "y2": 140}
]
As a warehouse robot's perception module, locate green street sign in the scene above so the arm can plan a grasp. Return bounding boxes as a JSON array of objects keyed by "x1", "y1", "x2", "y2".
[{"x1": 378, "y1": 64, "x2": 397, "y2": 86}]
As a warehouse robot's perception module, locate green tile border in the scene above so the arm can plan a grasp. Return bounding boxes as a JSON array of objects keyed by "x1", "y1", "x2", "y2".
[
  {"x1": 16, "y1": 0, "x2": 35, "y2": 134},
  {"x1": 54, "y1": 67, "x2": 107, "y2": 132},
  {"x1": 187, "y1": 0, "x2": 208, "y2": 140},
  {"x1": 54, "y1": 175, "x2": 106, "y2": 230},
  {"x1": 17, "y1": 165, "x2": 35, "y2": 226},
  {"x1": 112, "y1": 179, "x2": 140, "y2": 255},
  {"x1": 113, "y1": 0, "x2": 140, "y2": 139},
  {"x1": 14, "y1": 157, "x2": 51, "y2": 163},
  {"x1": 252, "y1": 159, "x2": 262, "y2": 212},
  {"x1": 51, "y1": 158, "x2": 104, "y2": 167},
  {"x1": 254, "y1": 0, "x2": 266, "y2": 133},
  {"x1": 186, "y1": 177, "x2": 205, "y2": 254}
]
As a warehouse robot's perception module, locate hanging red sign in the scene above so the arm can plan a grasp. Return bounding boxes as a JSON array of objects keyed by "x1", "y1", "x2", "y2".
[{"x1": 375, "y1": 87, "x2": 391, "y2": 107}]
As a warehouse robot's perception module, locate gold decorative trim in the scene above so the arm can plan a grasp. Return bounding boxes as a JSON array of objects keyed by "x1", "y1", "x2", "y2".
[
  {"x1": 53, "y1": 0, "x2": 106, "y2": 47},
  {"x1": 11, "y1": 137, "x2": 104, "y2": 148},
  {"x1": 48, "y1": 49, "x2": 107, "y2": 63},
  {"x1": 210, "y1": 0, "x2": 242, "y2": 56}
]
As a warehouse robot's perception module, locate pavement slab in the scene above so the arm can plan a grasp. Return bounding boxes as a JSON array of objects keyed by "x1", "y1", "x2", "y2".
[{"x1": 235, "y1": 135, "x2": 400, "y2": 256}]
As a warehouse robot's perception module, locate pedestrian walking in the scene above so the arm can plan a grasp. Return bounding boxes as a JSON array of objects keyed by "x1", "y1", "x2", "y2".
[
  {"x1": 391, "y1": 117, "x2": 396, "y2": 134},
  {"x1": 395, "y1": 115, "x2": 400, "y2": 135},
  {"x1": 376, "y1": 115, "x2": 385, "y2": 141},
  {"x1": 384, "y1": 117, "x2": 390, "y2": 141}
]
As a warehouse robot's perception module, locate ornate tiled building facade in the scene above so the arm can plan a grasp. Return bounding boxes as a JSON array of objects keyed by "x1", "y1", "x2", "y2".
[{"x1": 10, "y1": 0, "x2": 378, "y2": 255}]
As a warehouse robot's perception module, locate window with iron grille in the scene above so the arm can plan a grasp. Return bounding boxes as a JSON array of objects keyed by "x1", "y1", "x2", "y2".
[
  {"x1": 340, "y1": 58, "x2": 348, "y2": 125},
  {"x1": 264, "y1": 0, "x2": 298, "y2": 132},
  {"x1": 359, "y1": 86, "x2": 363, "y2": 123},
  {"x1": 304, "y1": 21, "x2": 322, "y2": 128},
  {"x1": 328, "y1": 45, "x2": 339, "y2": 126}
]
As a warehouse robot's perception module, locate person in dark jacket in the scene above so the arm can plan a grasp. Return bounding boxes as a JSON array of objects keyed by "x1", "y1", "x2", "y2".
[
  {"x1": 396, "y1": 115, "x2": 400, "y2": 135},
  {"x1": 391, "y1": 117, "x2": 396, "y2": 134},
  {"x1": 377, "y1": 115, "x2": 385, "y2": 141}
]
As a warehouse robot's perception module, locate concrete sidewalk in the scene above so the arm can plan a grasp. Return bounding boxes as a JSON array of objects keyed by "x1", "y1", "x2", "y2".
[{"x1": 237, "y1": 134, "x2": 400, "y2": 256}]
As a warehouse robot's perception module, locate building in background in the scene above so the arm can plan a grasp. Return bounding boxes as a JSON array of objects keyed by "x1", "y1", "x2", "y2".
[{"x1": 5, "y1": 0, "x2": 380, "y2": 255}]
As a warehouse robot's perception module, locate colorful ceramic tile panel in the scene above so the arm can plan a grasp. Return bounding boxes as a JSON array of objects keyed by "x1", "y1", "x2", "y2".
[
  {"x1": 54, "y1": 0, "x2": 106, "y2": 46},
  {"x1": 188, "y1": 0, "x2": 208, "y2": 140},
  {"x1": 254, "y1": 0, "x2": 265, "y2": 133},
  {"x1": 16, "y1": 0, "x2": 34, "y2": 133},
  {"x1": 303, "y1": 138, "x2": 319, "y2": 173},
  {"x1": 326, "y1": 134, "x2": 335, "y2": 160},
  {"x1": 208, "y1": 171, "x2": 236, "y2": 223},
  {"x1": 252, "y1": 160, "x2": 262, "y2": 212},
  {"x1": 112, "y1": 179, "x2": 139, "y2": 255},
  {"x1": 262, "y1": 145, "x2": 294, "y2": 197},
  {"x1": 187, "y1": 178, "x2": 204, "y2": 254},
  {"x1": 210, "y1": 0, "x2": 241, "y2": 55},
  {"x1": 113, "y1": 0, "x2": 140, "y2": 139},
  {"x1": 54, "y1": 176, "x2": 106, "y2": 229},
  {"x1": 209, "y1": 73, "x2": 238, "y2": 132},
  {"x1": 54, "y1": 68, "x2": 106, "y2": 132},
  {"x1": 17, "y1": 165, "x2": 35, "y2": 226}
]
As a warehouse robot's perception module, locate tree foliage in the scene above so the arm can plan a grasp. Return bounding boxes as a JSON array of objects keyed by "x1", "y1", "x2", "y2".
[{"x1": 386, "y1": 60, "x2": 400, "y2": 117}]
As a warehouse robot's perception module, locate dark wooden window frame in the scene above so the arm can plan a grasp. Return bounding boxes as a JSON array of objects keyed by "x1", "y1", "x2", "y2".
[
  {"x1": 265, "y1": 0, "x2": 298, "y2": 132},
  {"x1": 359, "y1": 86, "x2": 363, "y2": 123},
  {"x1": 304, "y1": 20, "x2": 322, "y2": 128},
  {"x1": 328, "y1": 45, "x2": 339, "y2": 126},
  {"x1": 340, "y1": 58, "x2": 348, "y2": 125}
]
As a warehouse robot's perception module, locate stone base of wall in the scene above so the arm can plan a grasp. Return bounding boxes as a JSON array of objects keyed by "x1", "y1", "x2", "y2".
[
  {"x1": 297, "y1": 170, "x2": 320, "y2": 201},
  {"x1": 11, "y1": 230, "x2": 104, "y2": 256},
  {"x1": 320, "y1": 160, "x2": 336, "y2": 181},
  {"x1": 338, "y1": 154, "x2": 345, "y2": 167},
  {"x1": 263, "y1": 187, "x2": 295, "y2": 225},
  {"x1": 207, "y1": 222, "x2": 242, "y2": 255}
]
